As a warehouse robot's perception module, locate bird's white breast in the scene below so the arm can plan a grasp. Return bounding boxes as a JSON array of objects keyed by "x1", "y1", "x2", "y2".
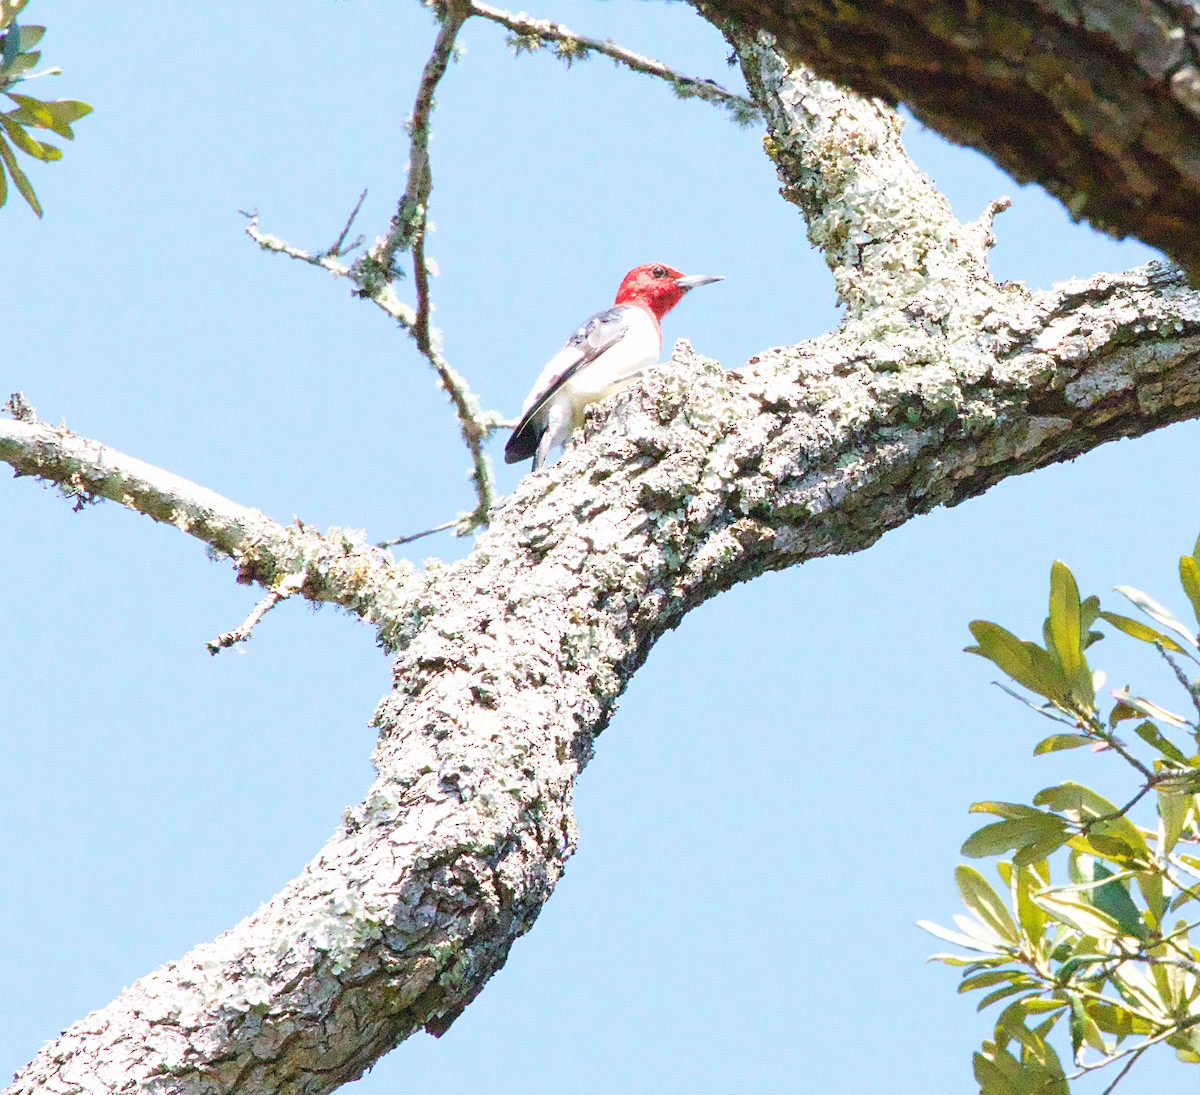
[{"x1": 542, "y1": 305, "x2": 660, "y2": 423}]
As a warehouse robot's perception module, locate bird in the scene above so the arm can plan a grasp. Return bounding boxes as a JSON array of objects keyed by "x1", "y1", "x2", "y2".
[{"x1": 504, "y1": 263, "x2": 724, "y2": 470}]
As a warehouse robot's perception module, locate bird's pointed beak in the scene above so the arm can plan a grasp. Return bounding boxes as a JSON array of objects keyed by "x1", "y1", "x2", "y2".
[{"x1": 674, "y1": 273, "x2": 725, "y2": 291}]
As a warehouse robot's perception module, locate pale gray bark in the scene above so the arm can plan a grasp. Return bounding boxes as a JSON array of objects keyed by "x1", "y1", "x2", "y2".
[{"x1": 8, "y1": 32, "x2": 1200, "y2": 1095}]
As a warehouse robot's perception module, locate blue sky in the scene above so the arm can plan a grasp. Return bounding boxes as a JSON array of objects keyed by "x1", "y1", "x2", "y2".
[{"x1": 2, "y1": 2, "x2": 1196, "y2": 1092}]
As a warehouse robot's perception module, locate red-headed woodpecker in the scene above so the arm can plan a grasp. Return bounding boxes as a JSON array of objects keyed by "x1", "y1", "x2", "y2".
[{"x1": 504, "y1": 263, "x2": 724, "y2": 470}]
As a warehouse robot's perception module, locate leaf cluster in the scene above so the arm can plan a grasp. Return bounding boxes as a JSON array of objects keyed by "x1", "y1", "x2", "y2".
[
  {"x1": 0, "y1": 1, "x2": 91, "y2": 215},
  {"x1": 924, "y1": 542, "x2": 1200, "y2": 1092}
]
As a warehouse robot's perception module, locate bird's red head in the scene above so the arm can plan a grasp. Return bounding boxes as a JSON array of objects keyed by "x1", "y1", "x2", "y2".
[{"x1": 613, "y1": 263, "x2": 723, "y2": 320}]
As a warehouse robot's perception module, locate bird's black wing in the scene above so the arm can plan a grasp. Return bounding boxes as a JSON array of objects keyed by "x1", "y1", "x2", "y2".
[{"x1": 504, "y1": 306, "x2": 632, "y2": 465}]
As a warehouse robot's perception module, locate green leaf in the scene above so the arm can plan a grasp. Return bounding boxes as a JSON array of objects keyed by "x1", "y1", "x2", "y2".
[
  {"x1": 957, "y1": 865, "x2": 1020, "y2": 942},
  {"x1": 0, "y1": 113, "x2": 60, "y2": 160},
  {"x1": 0, "y1": 19, "x2": 17, "y2": 68},
  {"x1": 1067, "y1": 995, "x2": 1085, "y2": 1057},
  {"x1": 1013, "y1": 832, "x2": 1070, "y2": 867},
  {"x1": 1135, "y1": 870, "x2": 1166, "y2": 928},
  {"x1": 2, "y1": 47, "x2": 37, "y2": 76},
  {"x1": 917, "y1": 919, "x2": 1004, "y2": 954},
  {"x1": 996, "y1": 998, "x2": 1067, "y2": 1072},
  {"x1": 7, "y1": 93, "x2": 92, "y2": 139},
  {"x1": 1033, "y1": 784, "x2": 1149, "y2": 864},
  {"x1": 1110, "y1": 962, "x2": 1169, "y2": 1018},
  {"x1": 1048, "y1": 560, "x2": 1085, "y2": 689},
  {"x1": 1054, "y1": 952, "x2": 1107, "y2": 982},
  {"x1": 962, "y1": 815, "x2": 1069, "y2": 858},
  {"x1": 1035, "y1": 891, "x2": 1124, "y2": 941},
  {"x1": 1087, "y1": 1002, "x2": 1136, "y2": 1038},
  {"x1": 973, "y1": 1050, "x2": 1022, "y2": 1095},
  {"x1": 1180, "y1": 554, "x2": 1200, "y2": 631},
  {"x1": 1078, "y1": 831, "x2": 1145, "y2": 865},
  {"x1": 1113, "y1": 585, "x2": 1197, "y2": 647},
  {"x1": 1159, "y1": 788, "x2": 1191, "y2": 854},
  {"x1": 927, "y1": 951, "x2": 993, "y2": 966},
  {"x1": 1099, "y1": 610, "x2": 1187, "y2": 653},
  {"x1": 977, "y1": 982, "x2": 1035, "y2": 1011},
  {"x1": 960, "y1": 970, "x2": 1023, "y2": 994},
  {"x1": 1022, "y1": 997, "x2": 1071, "y2": 1014},
  {"x1": 1108, "y1": 689, "x2": 1189, "y2": 729},
  {"x1": 0, "y1": 1, "x2": 30, "y2": 33},
  {"x1": 1084, "y1": 861, "x2": 1147, "y2": 940},
  {"x1": 0, "y1": 128, "x2": 39, "y2": 214},
  {"x1": 970, "y1": 801, "x2": 1052, "y2": 820},
  {"x1": 15, "y1": 23, "x2": 40, "y2": 50},
  {"x1": 968, "y1": 620, "x2": 1069, "y2": 704},
  {"x1": 1033, "y1": 733, "x2": 1093, "y2": 754},
  {"x1": 1009, "y1": 862, "x2": 1049, "y2": 944},
  {"x1": 1133, "y1": 720, "x2": 1190, "y2": 764}
]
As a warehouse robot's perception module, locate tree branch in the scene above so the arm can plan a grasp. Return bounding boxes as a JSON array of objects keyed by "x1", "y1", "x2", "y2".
[
  {"x1": 733, "y1": 32, "x2": 1007, "y2": 318},
  {"x1": 206, "y1": 576, "x2": 303, "y2": 655},
  {"x1": 696, "y1": 0, "x2": 1200, "y2": 279},
  {"x1": 0, "y1": 415, "x2": 417, "y2": 643},
  {"x1": 9, "y1": 254, "x2": 1200, "y2": 1094},
  {"x1": 469, "y1": 0, "x2": 758, "y2": 122},
  {"x1": 248, "y1": 5, "x2": 499, "y2": 541}
]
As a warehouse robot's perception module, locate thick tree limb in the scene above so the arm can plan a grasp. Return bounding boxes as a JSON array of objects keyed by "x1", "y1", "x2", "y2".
[
  {"x1": 8, "y1": 256, "x2": 1200, "y2": 1095},
  {"x1": 695, "y1": 0, "x2": 1200, "y2": 280},
  {"x1": 11, "y1": 29, "x2": 1200, "y2": 1095},
  {"x1": 732, "y1": 34, "x2": 1006, "y2": 318}
]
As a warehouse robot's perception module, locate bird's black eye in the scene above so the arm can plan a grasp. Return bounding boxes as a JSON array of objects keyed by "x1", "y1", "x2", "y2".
[{"x1": 651, "y1": 265, "x2": 667, "y2": 278}]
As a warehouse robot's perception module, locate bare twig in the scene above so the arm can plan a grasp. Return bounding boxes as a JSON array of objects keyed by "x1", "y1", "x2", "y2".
[
  {"x1": 358, "y1": 0, "x2": 496, "y2": 534},
  {"x1": 207, "y1": 575, "x2": 304, "y2": 655},
  {"x1": 242, "y1": 209, "x2": 418, "y2": 327},
  {"x1": 328, "y1": 188, "x2": 368, "y2": 257},
  {"x1": 377, "y1": 517, "x2": 460, "y2": 549},
  {"x1": 1098, "y1": 1048, "x2": 1144, "y2": 1095},
  {"x1": 469, "y1": 0, "x2": 758, "y2": 123},
  {"x1": 246, "y1": 0, "x2": 759, "y2": 545},
  {"x1": 1158, "y1": 645, "x2": 1200, "y2": 719},
  {"x1": 363, "y1": 2, "x2": 470, "y2": 283},
  {"x1": 247, "y1": 6, "x2": 497, "y2": 538}
]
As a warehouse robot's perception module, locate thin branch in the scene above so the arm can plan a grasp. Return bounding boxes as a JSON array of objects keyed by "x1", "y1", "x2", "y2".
[
  {"x1": 1158, "y1": 644, "x2": 1200, "y2": 720},
  {"x1": 469, "y1": 0, "x2": 759, "y2": 122},
  {"x1": 328, "y1": 188, "x2": 368, "y2": 257},
  {"x1": 377, "y1": 517, "x2": 459, "y2": 549},
  {"x1": 1069, "y1": 1013, "x2": 1200, "y2": 1079},
  {"x1": 206, "y1": 575, "x2": 304, "y2": 655},
  {"x1": 358, "y1": 0, "x2": 495, "y2": 534},
  {"x1": 364, "y1": 2, "x2": 470, "y2": 282},
  {"x1": 1098, "y1": 1048, "x2": 1144, "y2": 1095},
  {"x1": 246, "y1": 5, "x2": 498, "y2": 538},
  {"x1": 0, "y1": 415, "x2": 417, "y2": 645},
  {"x1": 242, "y1": 208, "x2": 418, "y2": 328}
]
